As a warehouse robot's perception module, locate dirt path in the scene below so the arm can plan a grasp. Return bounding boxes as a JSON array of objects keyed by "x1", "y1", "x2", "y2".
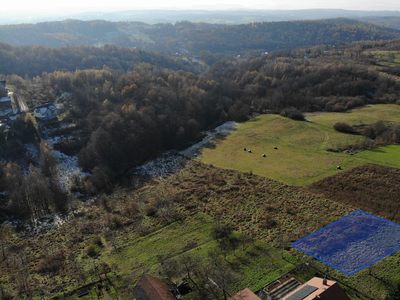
[{"x1": 320, "y1": 129, "x2": 330, "y2": 150}]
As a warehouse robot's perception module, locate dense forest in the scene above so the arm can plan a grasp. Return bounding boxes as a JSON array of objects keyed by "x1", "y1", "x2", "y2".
[
  {"x1": 0, "y1": 43, "x2": 197, "y2": 77},
  {"x1": 1, "y1": 18, "x2": 400, "y2": 55}
]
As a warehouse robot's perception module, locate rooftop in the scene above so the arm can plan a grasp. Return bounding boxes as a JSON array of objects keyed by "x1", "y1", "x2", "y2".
[
  {"x1": 0, "y1": 97, "x2": 11, "y2": 103},
  {"x1": 133, "y1": 274, "x2": 176, "y2": 300},
  {"x1": 228, "y1": 288, "x2": 261, "y2": 300},
  {"x1": 282, "y1": 277, "x2": 350, "y2": 300}
]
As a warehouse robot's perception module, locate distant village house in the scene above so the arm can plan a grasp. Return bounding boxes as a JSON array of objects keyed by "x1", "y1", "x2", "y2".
[
  {"x1": 33, "y1": 102, "x2": 58, "y2": 121},
  {"x1": 0, "y1": 96, "x2": 13, "y2": 117}
]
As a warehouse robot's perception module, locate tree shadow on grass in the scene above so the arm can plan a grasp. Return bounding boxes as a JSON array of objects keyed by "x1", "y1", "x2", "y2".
[{"x1": 368, "y1": 148, "x2": 387, "y2": 153}]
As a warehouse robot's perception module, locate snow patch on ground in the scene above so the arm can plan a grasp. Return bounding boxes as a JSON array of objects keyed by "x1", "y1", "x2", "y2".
[
  {"x1": 53, "y1": 149, "x2": 89, "y2": 193},
  {"x1": 180, "y1": 121, "x2": 238, "y2": 156},
  {"x1": 134, "y1": 121, "x2": 238, "y2": 178},
  {"x1": 134, "y1": 151, "x2": 188, "y2": 178},
  {"x1": 3, "y1": 214, "x2": 68, "y2": 235},
  {"x1": 25, "y1": 143, "x2": 40, "y2": 162},
  {"x1": 40, "y1": 122, "x2": 89, "y2": 193}
]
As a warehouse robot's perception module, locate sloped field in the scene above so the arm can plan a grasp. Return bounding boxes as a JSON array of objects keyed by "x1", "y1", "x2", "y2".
[
  {"x1": 200, "y1": 105, "x2": 400, "y2": 185},
  {"x1": 307, "y1": 164, "x2": 400, "y2": 223}
]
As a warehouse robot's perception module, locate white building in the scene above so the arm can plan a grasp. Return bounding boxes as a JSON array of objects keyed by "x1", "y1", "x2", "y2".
[{"x1": 33, "y1": 103, "x2": 58, "y2": 121}]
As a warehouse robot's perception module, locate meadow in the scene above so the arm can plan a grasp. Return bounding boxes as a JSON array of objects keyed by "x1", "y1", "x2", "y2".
[
  {"x1": 200, "y1": 104, "x2": 400, "y2": 185},
  {"x1": 366, "y1": 50, "x2": 400, "y2": 65}
]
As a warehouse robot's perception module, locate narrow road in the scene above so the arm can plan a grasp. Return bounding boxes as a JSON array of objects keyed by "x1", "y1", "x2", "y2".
[{"x1": 9, "y1": 92, "x2": 29, "y2": 113}]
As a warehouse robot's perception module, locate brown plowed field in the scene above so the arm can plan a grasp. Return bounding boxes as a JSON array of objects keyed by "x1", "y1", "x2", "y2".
[{"x1": 307, "y1": 164, "x2": 400, "y2": 223}]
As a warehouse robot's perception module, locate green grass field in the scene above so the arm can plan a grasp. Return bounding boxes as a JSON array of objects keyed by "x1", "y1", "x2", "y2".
[
  {"x1": 200, "y1": 105, "x2": 400, "y2": 185},
  {"x1": 366, "y1": 50, "x2": 400, "y2": 65},
  {"x1": 76, "y1": 217, "x2": 302, "y2": 300}
]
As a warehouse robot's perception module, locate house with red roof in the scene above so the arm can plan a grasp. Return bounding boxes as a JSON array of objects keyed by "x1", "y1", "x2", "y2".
[
  {"x1": 228, "y1": 288, "x2": 262, "y2": 300},
  {"x1": 133, "y1": 274, "x2": 176, "y2": 300},
  {"x1": 281, "y1": 277, "x2": 350, "y2": 300}
]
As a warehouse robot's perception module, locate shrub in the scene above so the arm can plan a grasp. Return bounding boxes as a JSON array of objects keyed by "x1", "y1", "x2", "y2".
[
  {"x1": 211, "y1": 223, "x2": 233, "y2": 240},
  {"x1": 85, "y1": 245, "x2": 100, "y2": 258},
  {"x1": 280, "y1": 108, "x2": 305, "y2": 121},
  {"x1": 333, "y1": 122, "x2": 356, "y2": 134},
  {"x1": 92, "y1": 235, "x2": 103, "y2": 247}
]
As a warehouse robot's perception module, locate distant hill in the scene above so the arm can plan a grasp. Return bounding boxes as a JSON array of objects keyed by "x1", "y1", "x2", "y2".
[
  {"x1": 3, "y1": 9, "x2": 400, "y2": 25},
  {"x1": 356, "y1": 16, "x2": 400, "y2": 31},
  {"x1": 0, "y1": 18, "x2": 399, "y2": 55}
]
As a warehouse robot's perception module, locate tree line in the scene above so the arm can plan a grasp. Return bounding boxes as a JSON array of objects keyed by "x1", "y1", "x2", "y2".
[
  {"x1": 0, "y1": 42, "x2": 196, "y2": 77},
  {"x1": 1, "y1": 18, "x2": 399, "y2": 56}
]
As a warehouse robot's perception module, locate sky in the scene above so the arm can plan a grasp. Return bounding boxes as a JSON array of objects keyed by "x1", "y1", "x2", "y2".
[{"x1": 2, "y1": 0, "x2": 400, "y2": 15}]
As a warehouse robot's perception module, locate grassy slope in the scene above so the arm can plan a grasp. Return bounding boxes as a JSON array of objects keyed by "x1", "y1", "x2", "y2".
[
  {"x1": 367, "y1": 50, "x2": 400, "y2": 65},
  {"x1": 0, "y1": 162, "x2": 358, "y2": 300},
  {"x1": 1, "y1": 161, "x2": 399, "y2": 299},
  {"x1": 200, "y1": 104, "x2": 400, "y2": 185}
]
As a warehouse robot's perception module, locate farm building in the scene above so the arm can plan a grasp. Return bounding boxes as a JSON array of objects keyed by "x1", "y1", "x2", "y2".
[{"x1": 33, "y1": 103, "x2": 58, "y2": 121}]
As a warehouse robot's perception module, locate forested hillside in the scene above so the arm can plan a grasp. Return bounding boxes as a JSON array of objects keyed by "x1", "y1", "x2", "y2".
[
  {"x1": 2, "y1": 39, "x2": 400, "y2": 204},
  {"x1": 0, "y1": 18, "x2": 399, "y2": 55},
  {"x1": 357, "y1": 16, "x2": 400, "y2": 31},
  {"x1": 0, "y1": 43, "x2": 197, "y2": 77}
]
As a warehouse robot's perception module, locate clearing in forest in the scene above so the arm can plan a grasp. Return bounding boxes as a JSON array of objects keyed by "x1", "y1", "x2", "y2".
[{"x1": 199, "y1": 104, "x2": 400, "y2": 185}]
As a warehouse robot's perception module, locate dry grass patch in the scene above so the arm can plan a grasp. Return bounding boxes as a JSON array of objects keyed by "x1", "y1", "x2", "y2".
[{"x1": 307, "y1": 163, "x2": 400, "y2": 223}]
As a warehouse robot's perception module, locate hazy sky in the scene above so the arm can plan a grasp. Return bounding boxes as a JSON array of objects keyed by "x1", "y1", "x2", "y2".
[{"x1": 2, "y1": 0, "x2": 400, "y2": 15}]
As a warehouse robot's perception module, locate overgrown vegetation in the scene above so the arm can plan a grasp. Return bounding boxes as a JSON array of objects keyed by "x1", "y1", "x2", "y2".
[
  {"x1": 0, "y1": 161, "x2": 399, "y2": 299},
  {"x1": 332, "y1": 120, "x2": 400, "y2": 152},
  {"x1": 307, "y1": 164, "x2": 400, "y2": 223}
]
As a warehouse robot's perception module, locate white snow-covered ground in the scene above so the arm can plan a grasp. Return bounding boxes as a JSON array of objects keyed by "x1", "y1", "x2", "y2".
[
  {"x1": 41, "y1": 123, "x2": 89, "y2": 193},
  {"x1": 180, "y1": 121, "x2": 238, "y2": 156},
  {"x1": 24, "y1": 123, "x2": 87, "y2": 193},
  {"x1": 134, "y1": 121, "x2": 238, "y2": 178},
  {"x1": 134, "y1": 151, "x2": 188, "y2": 178},
  {"x1": 3, "y1": 214, "x2": 68, "y2": 234},
  {"x1": 52, "y1": 149, "x2": 89, "y2": 193}
]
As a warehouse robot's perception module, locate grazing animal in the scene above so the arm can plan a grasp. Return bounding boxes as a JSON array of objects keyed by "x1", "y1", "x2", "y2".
[
  {"x1": 243, "y1": 147, "x2": 247, "y2": 151},
  {"x1": 248, "y1": 150, "x2": 252, "y2": 153},
  {"x1": 337, "y1": 165, "x2": 342, "y2": 170},
  {"x1": 263, "y1": 154, "x2": 266, "y2": 157},
  {"x1": 274, "y1": 146, "x2": 278, "y2": 149}
]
